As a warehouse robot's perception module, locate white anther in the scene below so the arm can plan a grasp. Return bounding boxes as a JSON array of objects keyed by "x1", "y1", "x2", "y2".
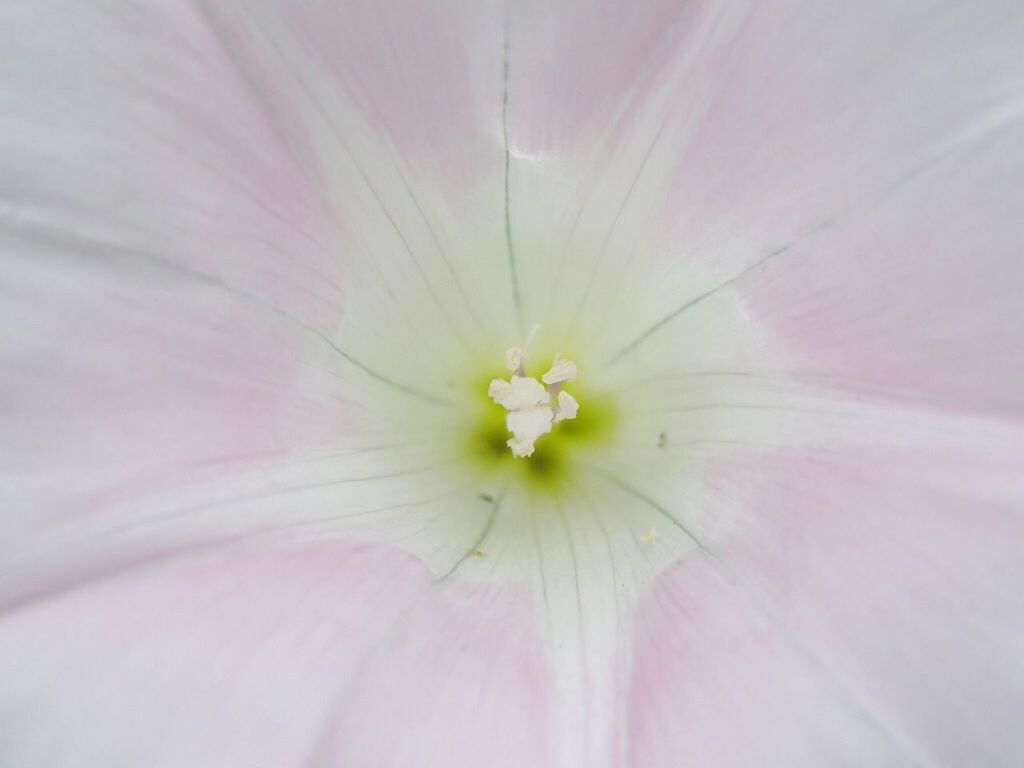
[
  {"x1": 506, "y1": 325, "x2": 541, "y2": 373},
  {"x1": 489, "y1": 376, "x2": 548, "y2": 411},
  {"x1": 553, "y1": 390, "x2": 579, "y2": 424},
  {"x1": 542, "y1": 355, "x2": 577, "y2": 385},
  {"x1": 505, "y1": 406, "x2": 554, "y2": 458},
  {"x1": 488, "y1": 343, "x2": 580, "y2": 458},
  {"x1": 507, "y1": 437, "x2": 537, "y2": 458},
  {"x1": 488, "y1": 378, "x2": 512, "y2": 403},
  {"x1": 505, "y1": 347, "x2": 524, "y2": 372}
]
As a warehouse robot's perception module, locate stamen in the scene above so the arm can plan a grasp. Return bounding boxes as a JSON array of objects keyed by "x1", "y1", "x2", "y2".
[
  {"x1": 542, "y1": 354, "x2": 577, "y2": 386},
  {"x1": 505, "y1": 325, "x2": 540, "y2": 374},
  {"x1": 488, "y1": 376, "x2": 548, "y2": 411},
  {"x1": 506, "y1": 406, "x2": 554, "y2": 457},
  {"x1": 487, "y1": 338, "x2": 580, "y2": 458},
  {"x1": 553, "y1": 390, "x2": 579, "y2": 424},
  {"x1": 505, "y1": 348, "x2": 524, "y2": 373}
]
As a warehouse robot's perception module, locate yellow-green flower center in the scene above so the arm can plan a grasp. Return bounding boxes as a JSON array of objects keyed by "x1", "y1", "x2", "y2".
[{"x1": 461, "y1": 340, "x2": 619, "y2": 493}]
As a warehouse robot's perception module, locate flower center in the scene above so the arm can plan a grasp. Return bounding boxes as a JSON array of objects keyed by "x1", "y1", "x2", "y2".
[
  {"x1": 488, "y1": 346, "x2": 580, "y2": 458},
  {"x1": 455, "y1": 328, "x2": 619, "y2": 493}
]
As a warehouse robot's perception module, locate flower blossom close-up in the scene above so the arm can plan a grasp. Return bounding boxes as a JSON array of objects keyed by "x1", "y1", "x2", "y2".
[{"x1": 2, "y1": 2, "x2": 1024, "y2": 766}]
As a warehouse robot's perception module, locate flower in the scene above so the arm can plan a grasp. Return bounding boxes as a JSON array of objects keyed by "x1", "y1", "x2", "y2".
[{"x1": 2, "y1": 2, "x2": 1023, "y2": 767}]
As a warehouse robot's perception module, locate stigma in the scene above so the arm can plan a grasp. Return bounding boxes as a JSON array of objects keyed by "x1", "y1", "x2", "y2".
[{"x1": 488, "y1": 343, "x2": 580, "y2": 458}]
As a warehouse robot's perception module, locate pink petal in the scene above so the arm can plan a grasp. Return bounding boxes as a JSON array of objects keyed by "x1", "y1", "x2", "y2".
[
  {"x1": 1, "y1": 3, "x2": 359, "y2": 522},
  {"x1": 630, "y1": 441, "x2": 1024, "y2": 766},
  {"x1": 2, "y1": 3, "x2": 343, "y2": 326},
  {"x1": 203, "y1": 2, "x2": 505, "y2": 194},
  {"x1": 0, "y1": 540, "x2": 553, "y2": 767},
  {"x1": 506, "y1": 0, "x2": 712, "y2": 153},
  {"x1": 646, "y1": 3, "x2": 1024, "y2": 412}
]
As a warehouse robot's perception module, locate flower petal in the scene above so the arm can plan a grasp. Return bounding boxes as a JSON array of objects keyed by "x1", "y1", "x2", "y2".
[
  {"x1": 1, "y1": 2, "x2": 343, "y2": 325},
  {"x1": 630, "y1": 4, "x2": 1020, "y2": 405},
  {"x1": 629, "y1": 422, "x2": 1024, "y2": 766},
  {"x1": 0, "y1": 540, "x2": 553, "y2": 767}
]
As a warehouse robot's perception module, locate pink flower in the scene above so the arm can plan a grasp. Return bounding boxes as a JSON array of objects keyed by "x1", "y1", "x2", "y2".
[{"x1": 2, "y1": 2, "x2": 1023, "y2": 766}]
